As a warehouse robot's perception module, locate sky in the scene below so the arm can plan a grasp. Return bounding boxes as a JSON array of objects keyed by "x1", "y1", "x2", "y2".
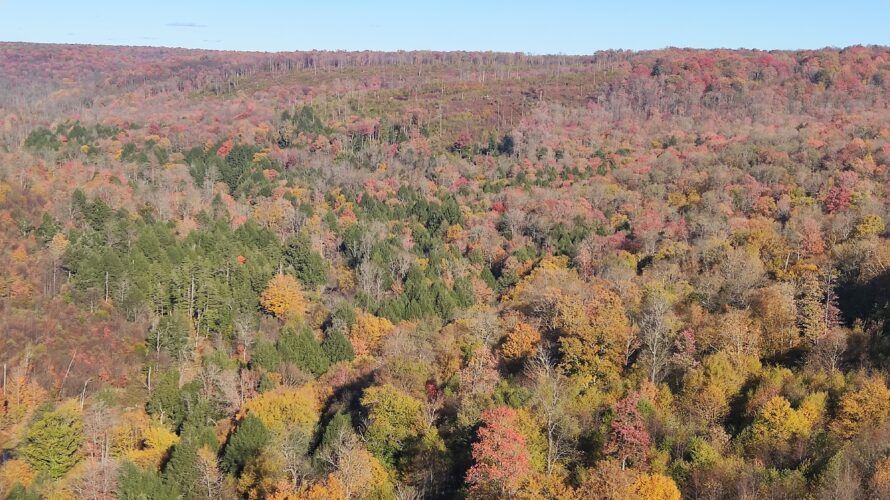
[{"x1": 1, "y1": 1, "x2": 889, "y2": 54}]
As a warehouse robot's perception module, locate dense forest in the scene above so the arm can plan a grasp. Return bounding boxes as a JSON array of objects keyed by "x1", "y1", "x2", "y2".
[{"x1": 1, "y1": 42, "x2": 890, "y2": 499}]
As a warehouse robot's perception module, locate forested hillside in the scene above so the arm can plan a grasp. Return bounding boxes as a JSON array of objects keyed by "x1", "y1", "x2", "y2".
[{"x1": 2, "y1": 43, "x2": 890, "y2": 498}]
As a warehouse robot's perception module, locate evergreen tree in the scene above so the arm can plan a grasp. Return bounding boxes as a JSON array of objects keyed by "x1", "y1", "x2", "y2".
[
  {"x1": 223, "y1": 414, "x2": 270, "y2": 474},
  {"x1": 250, "y1": 339, "x2": 281, "y2": 371},
  {"x1": 285, "y1": 233, "x2": 328, "y2": 289},
  {"x1": 5, "y1": 484, "x2": 41, "y2": 500},
  {"x1": 278, "y1": 326, "x2": 329, "y2": 376},
  {"x1": 798, "y1": 270, "x2": 827, "y2": 344},
  {"x1": 146, "y1": 370, "x2": 186, "y2": 427},
  {"x1": 317, "y1": 411, "x2": 354, "y2": 456},
  {"x1": 147, "y1": 311, "x2": 191, "y2": 361},
  {"x1": 163, "y1": 440, "x2": 200, "y2": 499},
  {"x1": 117, "y1": 461, "x2": 180, "y2": 500},
  {"x1": 179, "y1": 421, "x2": 219, "y2": 452},
  {"x1": 322, "y1": 327, "x2": 355, "y2": 364},
  {"x1": 257, "y1": 373, "x2": 277, "y2": 393},
  {"x1": 35, "y1": 213, "x2": 61, "y2": 243}
]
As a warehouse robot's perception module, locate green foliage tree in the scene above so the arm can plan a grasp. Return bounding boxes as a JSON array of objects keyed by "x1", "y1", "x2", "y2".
[
  {"x1": 146, "y1": 370, "x2": 187, "y2": 427},
  {"x1": 5, "y1": 484, "x2": 41, "y2": 500},
  {"x1": 285, "y1": 233, "x2": 328, "y2": 289},
  {"x1": 20, "y1": 403, "x2": 84, "y2": 479},
  {"x1": 24, "y1": 126, "x2": 61, "y2": 152},
  {"x1": 322, "y1": 327, "x2": 355, "y2": 364},
  {"x1": 250, "y1": 339, "x2": 281, "y2": 371},
  {"x1": 35, "y1": 213, "x2": 61, "y2": 244},
  {"x1": 147, "y1": 311, "x2": 191, "y2": 361},
  {"x1": 361, "y1": 384, "x2": 427, "y2": 467},
  {"x1": 117, "y1": 461, "x2": 180, "y2": 500},
  {"x1": 289, "y1": 105, "x2": 327, "y2": 135},
  {"x1": 317, "y1": 411, "x2": 354, "y2": 456},
  {"x1": 277, "y1": 326, "x2": 329, "y2": 376},
  {"x1": 223, "y1": 414, "x2": 270, "y2": 474},
  {"x1": 163, "y1": 440, "x2": 200, "y2": 498}
]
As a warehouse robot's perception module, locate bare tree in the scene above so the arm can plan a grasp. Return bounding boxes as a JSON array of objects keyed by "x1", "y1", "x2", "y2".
[
  {"x1": 389, "y1": 251, "x2": 412, "y2": 282},
  {"x1": 281, "y1": 428, "x2": 314, "y2": 489},
  {"x1": 357, "y1": 259, "x2": 385, "y2": 302},
  {"x1": 66, "y1": 457, "x2": 119, "y2": 500},
  {"x1": 212, "y1": 368, "x2": 243, "y2": 415},
  {"x1": 638, "y1": 291, "x2": 675, "y2": 384},
  {"x1": 526, "y1": 346, "x2": 578, "y2": 473},
  {"x1": 234, "y1": 314, "x2": 257, "y2": 364},
  {"x1": 503, "y1": 207, "x2": 527, "y2": 239},
  {"x1": 196, "y1": 445, "x2": 229, "y2": 500}
]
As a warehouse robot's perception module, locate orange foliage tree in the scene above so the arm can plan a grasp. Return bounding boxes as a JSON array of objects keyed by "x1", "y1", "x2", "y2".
[
  {"x1": 349, "y1": 312, "x2": 395, "y2": 357},
  {"x1": 260, "y1": 274, "x2": 308, "y2": 321}
]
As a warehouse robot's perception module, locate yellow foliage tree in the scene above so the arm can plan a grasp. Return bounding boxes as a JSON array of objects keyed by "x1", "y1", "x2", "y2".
[
  {"x1": 119, "y1": 415, "x2": 180, "y2": 471},
  {"x1": 680, "y1": 351, "x2": 762, "y2": 427},
  {"x1": 129, "y1": 426, "x2": 180, "y2": 470},
  {"x1": 750, "y1": 283, "x2": 799, "y2": 356},
  {"x1": 252, "y1": 197, "x2": 296, "y2": 237},
  {"x1": 552, "y1": 288, "x2": 630, "y2": 385},
  {"x1": 261, "y1": 274, "x2": 308, "y2": 321},
  {"x1": 445, "y1": 223, "x2": 463, "y2": 242},
  {"x1": 0, "y1": 458, "x2": 37, "y2": 492},
  {"x1": 48, "y1": 233, "x2": 70, "y2": 261},
  {"x1": 0, "y1": 371, "x2": 46, "y2": 430},
  {"x1": 831, "y1": 377, "x2": 890, "y2": 439},
  {"x1": 629, "y1": 473, "x2": 681, "y2": 500},
  {"x1": 854, "y1": 214, "x2": 885, "y2": 238},
  {"x1": 110, "y1": 410, "x2": 150, "y2": 456},
  {"x1": 514, "y1": 408, "x2": 548, "y2": 472},
  {"x1": 332, "y1": 445, "x2": 394, "y2": 500},
  {"x1": 506, "y1": 259, "x2": 630, "y2": 386},
  {"x1": 238, "y1": 451, "x2": 284, "y2": 499},
  {"x1": 292, "y1": 474, "x2": 347, "y2": 500},
  {"x1": 241, "y1": 385, "x2": 319, "y2": 436},
  {"x1": 520, "y1": 470, "x2": 576, "y2": 499},
  {"x1": 748, "y1": 396, "x2": 812, "y2": 444},
  {"x1": 798, "y1": 391, "x2": 827, "y2": 427},
  {"x1": 349, "y1": 312, "x2": 395, "y2": 357}
]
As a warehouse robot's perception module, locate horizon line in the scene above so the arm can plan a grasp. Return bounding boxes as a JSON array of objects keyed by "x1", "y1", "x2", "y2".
[{"x1": 1, "y1": 39, "x2": 887, "y2": 57}]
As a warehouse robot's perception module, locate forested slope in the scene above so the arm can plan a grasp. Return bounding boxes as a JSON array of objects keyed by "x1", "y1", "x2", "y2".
[{"x1": 1, "y1": 43, "x2": 890, "y2": 498}]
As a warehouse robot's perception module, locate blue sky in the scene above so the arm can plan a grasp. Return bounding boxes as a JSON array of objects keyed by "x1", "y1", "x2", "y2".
[{"x1": 1, "y1": 1, "x2": 889, "y2": 54}]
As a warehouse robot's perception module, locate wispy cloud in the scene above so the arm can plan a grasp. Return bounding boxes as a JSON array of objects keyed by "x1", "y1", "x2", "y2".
[{"x1": 166, "y1": 22, "x2": 207, "y2": 28}]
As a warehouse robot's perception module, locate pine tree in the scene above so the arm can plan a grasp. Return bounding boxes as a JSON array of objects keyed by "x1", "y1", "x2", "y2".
[
  {"x1": 322, "y1": 327, "x2": 355, "y2": 364},
  {"x1": 285, "y1": 234, "x2": 328, "y2": 289},
  {"x1": 223, "y1": 415, "x2": 270, "y2": 474},
  {"x1": 5, "y1": 483, "x2": 40, "y2": 500},
  {"x1": 318, "y1": 411, "x2": 354, "y2": 456},
  {"x1": 146, "y1": 370, "x2": 187, "y2": 427},
  {"x1": 250, "y1": 339, "x2": 281, "y2": 371},
  {"x1": 278, "y1": 326, "x2": 329, "y2": 376},
  {"x1": 163, "y1": 441, "x2": 200, "y2": 498},
  {"x1": 117, "y1": 461, "x2": 180, "y2": 500},
  {"x1": 147, "y1": 311, "x2": 191, "y2": 361}
]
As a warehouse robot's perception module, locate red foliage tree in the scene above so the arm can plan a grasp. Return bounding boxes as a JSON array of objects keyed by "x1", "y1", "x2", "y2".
[
  {"x1": 465, "y1": 406, "x2": 532, "y2": 497},
  {"x1": 605, "y1": 391, "x2": 651, "y2": 469}
]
